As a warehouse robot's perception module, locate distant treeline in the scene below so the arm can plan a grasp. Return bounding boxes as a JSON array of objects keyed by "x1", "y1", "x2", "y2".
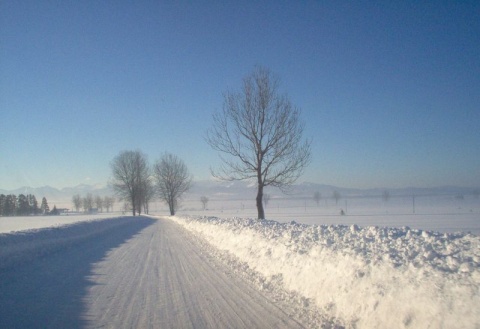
[
  {"x1": 71, "y1": 193, "x2": 115, "y2": 213},
  {"x1": 0, "y1": 193, "x2": 116, "y2": 217},
  {"x1": 0, "y1": 194, "x2": 50, "y2": 216}
]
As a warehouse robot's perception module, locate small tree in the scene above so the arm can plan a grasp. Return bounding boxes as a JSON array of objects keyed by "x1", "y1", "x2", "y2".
[
  {"x1": 153, "y1": 153, "x2": 192, "y2": 216},
  {"x1": 95, "y1": 195, "x2": 104, "y2": 212},
  {"x1": 0, "y1": 194, "x2": 5, "y2": 216},
  {"x1": 72, "y1": 194, "x2": 82, "y2": 212},
  {"x1": 104, "y1": 196, "x2": 115, "y2": 212},
  {"x1": 206, "y1": 66, "x2": 311, "y2": 219},
  {"x1": 17, "y1": 194, "x2": 29, "y2": 215},
  {"x1": 83, "y1": 193, "x2": 94, "y2": 213},
  {"x1": 50, "y1": 205, "x2": 59, "y2": 215},
  {"x1": 40, "y1": 197, "x2": 49, "y2": 215},
  {"x1": 28, "y1": 194, "x2": 39, "y2": 215},
  {"x1": 200, "y1": 196, "x2": 209, "y2": 210},
  {"x1": 4, "y1": 195, "x2": 17, "y2": 216},
  {"x1": 263, "y1": 194, "x2": 271, "y2": 208},
  {"x1": 382, "y1": 190, "x2": 390, "y2": 202},
  {"x1": 332, "y1": 190, "x2": 341, "y2": 205},
  {"x1": 313, "y1": 191, "x2": 321, "y2": 206}
]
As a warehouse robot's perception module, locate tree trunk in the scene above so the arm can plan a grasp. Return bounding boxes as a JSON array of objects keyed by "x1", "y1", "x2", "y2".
[
  {"x1": 256, "y1": 184, "x2": 265, "y2": 219},
  {"x1": 131, "y1": 195, "x2": 136, "y2": 216},
  {"x1": 169, "y1": 197, "x2": 175, "y2": 216}
]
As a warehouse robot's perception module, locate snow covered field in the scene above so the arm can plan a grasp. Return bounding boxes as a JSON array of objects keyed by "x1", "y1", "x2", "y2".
[
  {"x1": 0, "y1": 213, "x2": 124, "y2": 233},
  {"x1": 0, "y1": 216, "x2": 140, "y2": 270},
  {"x1": 175, "y1": 194, "x2": 480, "y2": 235},
  {"x1": 1, "y1": 194, "x2": 479, "y2": 328},
  {"x1": 171, "y1": 215, "x2": 480, "y2": 328}
]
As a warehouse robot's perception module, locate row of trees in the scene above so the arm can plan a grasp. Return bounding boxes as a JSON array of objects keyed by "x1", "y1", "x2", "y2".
[
  {"x1": 71, "y1": 194, "x2": 115, "y2": 213},
  {"x1": 111, "y1": 67, "x2": 311, "y2": 219},
  {"x1": 4, "y1": 67, "x2": 312, "y2": 219},
  {"x1": 0, "y1": 194, "x2": 51, "y2": 216},
  {"x1": 313, "y1": 191, "x2": 341, "y2": 205},
  {"x1": 111, "y1": 151, "x2": 192, "y2": 216}
]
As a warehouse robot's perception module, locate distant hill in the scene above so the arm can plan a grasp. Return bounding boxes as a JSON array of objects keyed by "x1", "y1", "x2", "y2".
[
  {"x1": 0, "y1": 184, "x2": 114, "y2": 207},
  {"x1": 1, "y1": 181, "x2": 477, "y2": 204},
  {"x1": 185, "y1": 180, "x2": 478, "y2": 201}
]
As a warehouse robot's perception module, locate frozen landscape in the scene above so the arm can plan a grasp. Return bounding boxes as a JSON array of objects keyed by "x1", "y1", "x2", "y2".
[
  {"x1": 0, "y1": 191, "x2": 479, "y2": 328},
  {"x1": 2, "y1": 0, "x2": 479, "y2": 327},
  {"x1": 0, "y1": 216, "x2": 305, "y2": 328}
]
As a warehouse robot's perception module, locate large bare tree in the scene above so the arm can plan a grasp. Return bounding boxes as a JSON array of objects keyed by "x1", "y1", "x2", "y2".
[
  {"x1": 110, "y1": 150, "x2": 150, "y2": 216},
  {"x1": 153, "y1": 153, "x2": 192, "y2": 216},
  {"x1": 206, "y1": 67, "x2": 311, "y2": 219}
]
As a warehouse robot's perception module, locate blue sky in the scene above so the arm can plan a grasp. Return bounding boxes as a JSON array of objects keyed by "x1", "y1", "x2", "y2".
[{"x1": 1, "y1": 0, "x2": 479, "y2": 190}]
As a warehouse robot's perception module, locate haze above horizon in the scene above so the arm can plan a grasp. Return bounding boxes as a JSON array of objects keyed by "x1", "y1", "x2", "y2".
[{"x1": 1, "y1": 1, "x2": 479, "y2": 191}]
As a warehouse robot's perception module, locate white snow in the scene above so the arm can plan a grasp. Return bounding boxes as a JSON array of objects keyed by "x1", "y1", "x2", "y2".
[
  {"x1": 0, "y1": 216, "x2": 136, "y2": 269},
  {"x1": 171, "y1": 215, "x2": 480, "y2": 328},
  {"x1": 0, "y1": 213, "x2": 122, "y2": 233},
  {"x1": 176, "y1": 194, "x2": 480, "y2": 235},
  {"x1": 2, "y1": 194, "x2": 479, "y2": 327},
  {"x1": 0, "y1": 216, "x2": 306, "y2": 328}
]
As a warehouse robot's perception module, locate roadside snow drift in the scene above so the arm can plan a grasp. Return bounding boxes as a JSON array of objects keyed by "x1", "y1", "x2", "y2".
[{"x1": 172, "y1": 216, "x2": 480, "y2": 328}]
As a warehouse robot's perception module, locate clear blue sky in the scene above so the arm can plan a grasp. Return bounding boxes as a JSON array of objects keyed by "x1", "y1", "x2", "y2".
[{"x1": 1, "y1": 0, "x2": 479, "y2": 190}]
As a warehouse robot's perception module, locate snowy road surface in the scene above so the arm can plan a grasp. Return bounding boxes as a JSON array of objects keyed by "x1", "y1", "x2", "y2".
[{"x1": 0, "y1": 216, "x2": 303, "y2": 328}]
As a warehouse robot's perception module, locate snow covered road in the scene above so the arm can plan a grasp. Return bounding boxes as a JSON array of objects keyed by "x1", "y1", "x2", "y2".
[{"x1": 0, "y1": 216, "x2": 304, "y2": 328}]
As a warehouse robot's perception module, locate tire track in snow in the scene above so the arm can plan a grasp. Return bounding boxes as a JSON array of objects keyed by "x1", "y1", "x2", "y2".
[{"x1": 83, "y1": 216, "x2": 304, "y2": 328}]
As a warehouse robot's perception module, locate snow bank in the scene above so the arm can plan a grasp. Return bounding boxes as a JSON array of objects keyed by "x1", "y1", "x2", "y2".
[{"x1": 172, "y1": 216, "x2": 480, "y2": 328}]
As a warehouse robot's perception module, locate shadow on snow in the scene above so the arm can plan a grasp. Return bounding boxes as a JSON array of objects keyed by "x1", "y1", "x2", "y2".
[{"x1": 0, "y1": 216, "x2": 155, "y2": 328}]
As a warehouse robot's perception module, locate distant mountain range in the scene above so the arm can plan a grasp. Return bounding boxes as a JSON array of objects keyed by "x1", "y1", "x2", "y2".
[
  {"x1": 1, "y1": 181, "x2": 478, "y2": 203},
  {"x1": 187, "y1": 180, "x2": 479, "y2": 201},
  {"x1": 0, "y1": 184, "x2": 113, "y2": 202}
]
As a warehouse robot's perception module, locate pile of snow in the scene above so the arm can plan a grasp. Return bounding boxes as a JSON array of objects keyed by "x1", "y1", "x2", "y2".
[{"x1": 172, "y1": 216, "x2": 480, "y2": 328}]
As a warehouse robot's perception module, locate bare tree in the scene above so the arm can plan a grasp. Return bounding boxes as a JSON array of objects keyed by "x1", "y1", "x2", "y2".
[
  {"x1": 332, "y1": 190, "x2": 341, "y2": 205},
  {"x1": 83, "y1": 193, "x2": 94, "y2": 212},
  {"x1": 263, "y1": 193, "x2": 271, "y2": 208},
  {"x1": 206, "y1": 67, "x2": 311, "y2": 219},
  {"x1": 382, "y1": 190, "x2": 390, "y2": 202},
  {"x1": 200, "y1": 196, "x2": 209, "y2": 210},
  {"x1": 153, "y1": 153, "x2": 192, "y2": 216},
  {"x1": 313, "y1": 191, "x2": 321, "y2": 206},
  {"x1": 72, "y1": 194, "x2": 82, "y2": 212},
  {"x1": 95, "y1": 195, "x2": 104, "y2": 212},
  {"x1": 103, "y1": 196, "x2": 115, "y2": 212},
  {"x1": 110, "y1": 150, "x2": 150, "y2": 216}
]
